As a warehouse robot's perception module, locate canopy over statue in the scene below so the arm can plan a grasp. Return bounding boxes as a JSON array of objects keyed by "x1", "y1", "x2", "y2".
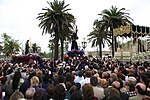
[{"x1": 71, "y1": 26, "x2": 78, "y2": 50}]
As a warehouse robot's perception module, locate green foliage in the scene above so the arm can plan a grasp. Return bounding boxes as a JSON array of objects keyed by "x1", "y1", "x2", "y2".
[
  {"x1": 87, "y1": 19, "x2": 111, "y2": 57},
  {"x1": 39, "y1": 51, "x2": 49, "y2": 58},
  {"x1": 37, "y1": 0, "x2": 76, "y2": 60},
  {"x1": 88, "y1": 19, "x2": 111, "y2": 48},
  {"x1": 99, "y1": 6, "x2": 133, "y2": 29},
  {"x1": 1, "y1": 33, "x2": 21, "y2": 56},
  {"x1": 31, "y1": 43, "x2": 41, "y2": 53},
  {"x1": 98, "y1": 6, "x2": 133, "y2": 57}
]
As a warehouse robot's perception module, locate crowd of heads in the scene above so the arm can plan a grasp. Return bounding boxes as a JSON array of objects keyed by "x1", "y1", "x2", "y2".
[{"x1": 0, "y1": 56, "x2": 149, "y2": 100}]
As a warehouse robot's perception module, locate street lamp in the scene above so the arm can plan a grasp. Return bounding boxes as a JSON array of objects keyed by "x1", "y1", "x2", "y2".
[{"x1": 82, "y1": 38, "x2": 87, "y2": 50}]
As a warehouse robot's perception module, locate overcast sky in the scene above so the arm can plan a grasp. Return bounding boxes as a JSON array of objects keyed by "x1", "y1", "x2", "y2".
[{"x1": 0, "y1": 0, "x2": 150, "y2": 52}]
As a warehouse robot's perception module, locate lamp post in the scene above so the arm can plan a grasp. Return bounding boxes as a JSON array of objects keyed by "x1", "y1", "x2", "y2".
[{"x1": 82, "y1": 38, "x2": 87, "y2": 50}]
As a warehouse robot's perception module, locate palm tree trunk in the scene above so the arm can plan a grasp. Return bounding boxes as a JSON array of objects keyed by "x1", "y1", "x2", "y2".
[
  {"x1": 99, "y1": 43, "x2": 102, "y2": 58},
  {"x1": 54, "y1": 30, "x2": 59, "y2": 60},
  {"x1": 60, "y1": 39, "x2": 64, "y2": 61},
  {"x1": 111, "y1": 25, "x2": 114, "y2": 57},
  {"x1": 114, "y1": 37, "x2": 117, "y2": 51},
  {"x1": 54, "y1": 39, "x2": 59, "y2": 60}
]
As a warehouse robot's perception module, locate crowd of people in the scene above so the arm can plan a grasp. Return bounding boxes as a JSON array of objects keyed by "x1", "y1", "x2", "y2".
[{"x1": 0, "y1": 56, "x2": 149, "y2": 100}]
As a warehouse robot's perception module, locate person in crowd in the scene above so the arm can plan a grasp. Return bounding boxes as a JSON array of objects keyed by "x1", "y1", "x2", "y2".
[
  {"x1": 104, "y1": 86, "x2": 121, "y2": 100},
  {"x1": 118, "y1": 78, "x2": 127, "y2": 93},
  {"x1": 46, "y1": 85, "x2": 54, "y2": 99},
  {"x1": 82, "y1": 83, "x2": 98, "y2": 100},
  {"x1": 20, "y1": 66, "x2": 28, "y2": 80},
  {"x1": 127, "y1": 66, "x2": 135, "y2": 77},
  {"x1": 33, "y1": 89, "x2": 48, "y2": 100},
  {"x1": 99, "y1": 79, "x2": 108, "y2": 88},
  {"x1": 65, "y1": 81, "x2": 73, "y2": 99},
  {"x1": 90, "y1": 76, "x2": 105, "y2": 100},
  {"x1": 1, "y1": 76, "x2": 13, "y2": 100},
  {"x1": 125, "y1": 76, "x2": 137, "y2": 97},
  {"x1": 53, "y1": 68, "x2": 64, "y2": 86},
  {"x1": 112, "y1": 81, "x2": 129, "y2": 100},
  {"x1": 20, "y1": 71, "x2": 36, "y2": 96},
  {"x1": 74, "y1": 71, "x2": 84, "y2": 83},
  {"x1": 108, "y1": 73, "x2": 118, "y2": 85},
  {"x1": 71, "y1": 91, "x2": 83, "y2": 100},
  {"x1": 30, "y1": 76, "x2": 46, "y2": 93},
  {"x1": 65, "y1": 85, "x2": 78, "y2": 100},
  {"x1": 102, "y1": 72, "x2": 110, "y2": 81},
  {"x1": 129, "y1": 83, "x2": 147, "y2": 100},
  {"x1": 25, "y1": 87, "x2": 36, "y2": 100},
  {"x1": 9, "y1": 91, "x2": 25, "y2": 100},
  {"x1": 53, "y1": 84, "x2": 66, "y2": 100},
  {"x1": 65, "y1": 73, "x2": 74, "y2": 84},
  {"x1": 41, "y1": 74, "x2": 52, "y2": 90},
  {"x1": 144, "y1": 71, "x2": 150, "y2": 97},
  {"x1": 75, "y1": 82, "x2": 82, "y2": 94},
  {"x1": 36, "y1": 70, "x2": 43, "y2": 82},
  {"x1": 11, "y1": 71, "x2": 24, "y2": 92},
  {"x1": 140, "y1": 73, "x2": 149, "y2": 89},
  {"x1": 80, "y1": 71, "x2": 92, "y2": 88},
  {"x1": 136, "y1": 66, "x2": 145, "y2": 82}
]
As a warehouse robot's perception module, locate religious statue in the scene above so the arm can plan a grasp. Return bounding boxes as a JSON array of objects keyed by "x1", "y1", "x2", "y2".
[
  {"x1": 25, "y1": 40, "x2": 30, "y2": 55},
  {"x1": 71, "y1": 26, "x2": 78, "y2": 50}
]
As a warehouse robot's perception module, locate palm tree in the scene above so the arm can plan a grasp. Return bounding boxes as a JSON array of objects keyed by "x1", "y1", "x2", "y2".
[
  {"x1": 1, "y1": 33, "x2": 21, "y2": 57},
  {"x1": 3, "y1": 39, "x2": 21, "y2": 57},
  {"x1": 37, "y1": 0, "x2": 76, "y2": 60},
  {"x1": 2, "y1": 33, "x2": 11, "y2": 42},
  {"x1": 32, "y1": 43, "x2": 38, "y2": 53},
  {"x1": 88, "y1": 20, "x2": 111, "y2": 58},
  {"x1": 99, "y1": 6, "x2": 133, "y2": 57}
]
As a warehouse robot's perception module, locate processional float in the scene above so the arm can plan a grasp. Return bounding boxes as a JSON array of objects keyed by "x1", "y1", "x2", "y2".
[{"x1": 113, "y1": 24, "x2": 150, "y2": 62}]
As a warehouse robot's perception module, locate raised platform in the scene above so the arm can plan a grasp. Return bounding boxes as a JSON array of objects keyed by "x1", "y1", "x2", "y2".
[
  {"x1": 114, "y1": 51, "x2": 150, "y2": 63},
  {"x1": 11, "y1": 54, "x2": 41, "y2": 64}
]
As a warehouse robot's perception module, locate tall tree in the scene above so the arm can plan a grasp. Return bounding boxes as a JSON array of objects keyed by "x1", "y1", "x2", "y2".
[
  {"x1": 2, "y1": 33, "x2": 11, "y2": 42},
  {"x1": 1, "y1": 33, "x2": 21, "y2": 57},
  {"x1": 88, "y1": 20, "x2": 111, "y2": 58},
  {"x1": 37, "y1": 0, "x2": 76, "y2": 60},
  {"x1": 3, "y1": 39, "x2": 21, "y2": 56},
  {"x1": 32, "y1": 43, "x2": 38, "y2": 53},
  {"x1": 99, "y1": 6, "x2": 133, "y2": 57}
]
